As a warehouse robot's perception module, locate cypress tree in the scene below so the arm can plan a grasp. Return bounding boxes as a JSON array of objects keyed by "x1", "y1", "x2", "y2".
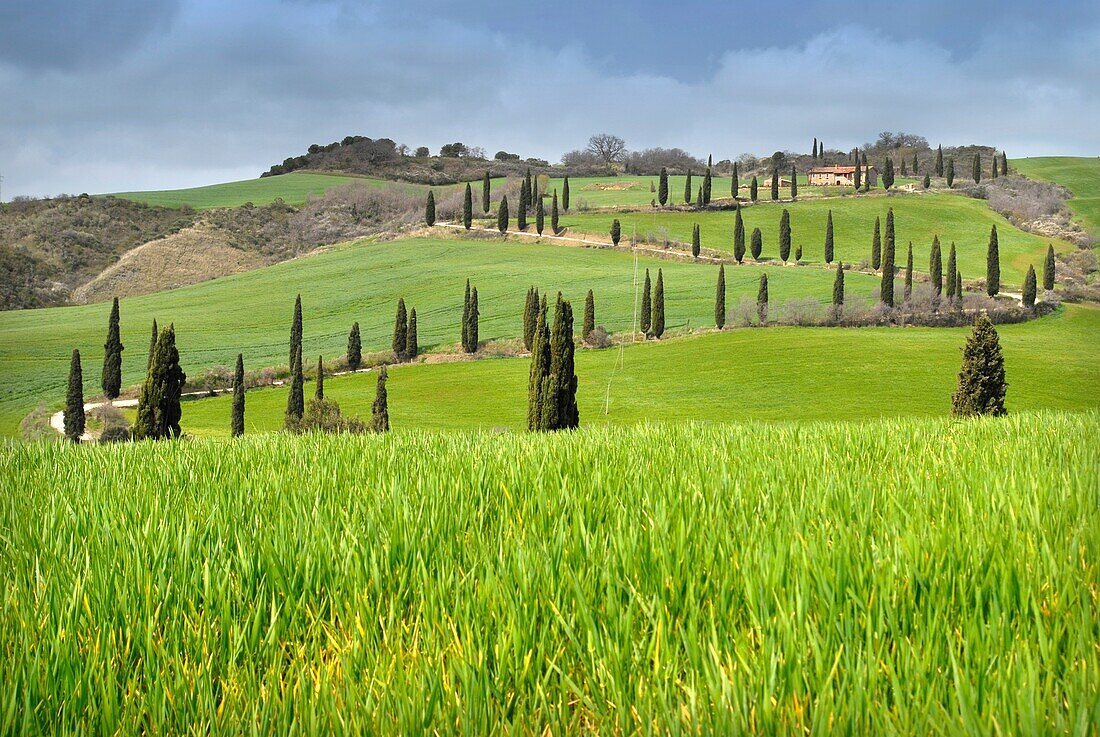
[
  {"x1": 697, "y1": 186, "x2": 703, "y2": 209},
  {"x1": 315, "y1": 355, "x2": 325, "y2": 400},
  {"x1": 425, "y1": 191, "x2": 436, "y2": 226},
  {"x1": 1001, "y1": 151, "x2": 1008, "y2": 176},
  {"x1": 872, "y1": 216, "x2": 882, "y2": 270},
  {"x1": 1043, "y1": 244, "x2": 1055, "y2": 291},
  {"x1": 463, "y1": 183, "x2": 473, "y2": 229},
  {"x1": 406, "y1": 308, "x2": 418, "y2": 359},
  {"x1": 467, "y1": 290, "x2": 478, "y2": 352},
  {"x1": 883, "y1": 157, "x2": 895, "y2": 190},
  {"x1": 733, "y1": 205, "x2": 746, "y2": 263},
  {"x1": 951, "y1": 315, "x2": 1007, "y2": 417},
  {"x1": 610, "y1": 219, "x2": 621, "y2": 246},
  {"x1": 551, "y1": 191, "x2": 559, "y2": 234},
  {"x1": 904, "y1": 242, "x2": 914, "y2": 302},
  {"x1": 658, "y1": 167, "x2": 669, "y2": 205},
  {"x1": 64, "y1": 348, "x2": 85, "y2": 442},
  {"x1": 283, "y1": 341, "x2": 304, "y2": 428},
  {"x1": 1023, "y1": 265, "x2": 1037, "y2": 309},
  {"x1": 854, "y1": 158, "x2": 862, "y2": 190},
  {"x1": 715, "y1": 265, "x2": 726, "y2": 328},
  {"x1": 462, "y1": 279, "x2": 471, "y2": 351},
  {"x1": 751, "y1": 227, "x2": 763, "y2": 261},
  {"x1": 523, "y1": 287, "x2": 539, "y2": 351},
  {"x1": 346, "y1": 322, "x2": 362, "y2": 370},
  {"x1": 524, "y1": 169, "x2": 532, "y2": 208},
  {"x1": 813, "y1": 137, "x2": 818, "y2": 158},
  {"x1": 483, "y1": 171, "x2": 491, "y2": 213},
  {"x1": 956, "y1": 271, "x2": 963, "y2": 302},
  {"x1": 583, "y1": 289, "x2": 595, "y2": 339},
  {"x1": 832, "y1": 262, "x2": 845, "y2": 307},
  {"x1": 527, "y1": 298, "x2": 551, "y2": 430},
  {"x1": 497, "y1": 196, "x2": 509, "y2": 233},
  {"x1": 991, "y1": 155, "x2": 999, "y2": 179},
  {"x1": 371, "y1": 366, "x2": 390, "y2": 432},
  {"x1": 930, "y1": 236, "x2": 943, "y2": 300},
  {"x1": 824, "y1": 210, "x2": 834, "y2": 263},
  {"x1": 731, "y1": 162, "x2": 739, "y2": 198},
  {"x1": 393, "y1": 298, "x2": 408, "y2": 359},
  {"x1": 900, "y1": 158, "x2": 908, "y2": 176},
  {"x1": 651, "y1": 269, "x2": 665, "y2": 339},
  {"x1": 135, "y1": 325, "x2": 187, "y2": 440},
  {"x1": 880, "y1": 215, "x2": 896, "y2": 307},
  {"x1": 703, "y1": 166, "x2": 713, "y2": 204},
  {"x1": 972, "y1": 154, "x2": 981, "y2": 183},
  {"x1": 946, "y1": 158, "x2": 955, "y2": 188},
  {"x1": 770, "y1": 163, "x2": 779, "y2": 201},
  {"x1": 912, "y1": 152, "x2": 919, "y2": 174},
  {"x1": 986, "y1": 225, "x2": 1000, "y2": 296},
  {"x1": 536, "y1": 197, "x2": 545, "y2": 235},
  {"x1": 147, "y1": 318, "x2": 158, "y2": 370},
  {"x1": 779, "y1": 209, "x2": 791, "y2": 262},
  {"x1": 532, "y1": 175, "x2": 539, "y2": 210},
  {"x1": 684, "y1": 170, "x2": 692, "y2": 204},
  {"x1": 517, "y1": 182, "x2": 528, "y2": 231},
  {"x1": 640, "y1": 269, "x2": 652, "y2": 334},
  {"x1": 562, "y1": 176, "x2": 570, "y2": 211},
  {"x1": 934, "y1": 145, "x2": 944, "y2": 176},
  {"x1": 290, "y1": 294, "x2": 302, "y2": 370},
  {"x1": 756, "y1": 273, "x2": 769, "y2": 325},
  {"x1": 946, "y1": 242, "x2": 958, "y2": 300},
  {"x1": 922, "y1": 173, "x2": 930, "y2": 189},
  {"x1": 750, "y1": 176, "x2": 758, "y2": 202},
  {"x1": 101, "y1": 297, "x2": 124, "y2": 399},
  {"x1": 691, "y1": 223, "x2": 700, "y2": 258},
  {"x1": 542, "y1": 296, "x2": 579, "y2": 430},
  {"x1": 790, "y1": 165, "x2": 797, "y2": 199},
  {"x1": 231, "y1": 353, "x2": 244, "y2": 437},
  {"x1": 795, "y1": 245, "x2": 803, "y2": 263}
]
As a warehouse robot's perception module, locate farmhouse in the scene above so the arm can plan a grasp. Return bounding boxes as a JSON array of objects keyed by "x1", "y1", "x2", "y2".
[{"x1": 808, "y1": 165, "x2": 877, "y2": 186}]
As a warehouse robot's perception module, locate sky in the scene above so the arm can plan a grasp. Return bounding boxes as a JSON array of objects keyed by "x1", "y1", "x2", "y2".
[{"x1": 1, "y1": 0, "x2": 1098, "y2": 199}]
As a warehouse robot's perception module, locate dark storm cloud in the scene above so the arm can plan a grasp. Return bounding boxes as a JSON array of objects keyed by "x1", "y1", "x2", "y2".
[{"x1": 0, "y1": 0, "x2": 1097, "y2": 198}]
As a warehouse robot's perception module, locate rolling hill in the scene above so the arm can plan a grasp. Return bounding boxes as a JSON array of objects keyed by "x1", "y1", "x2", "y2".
[{"x1": 1012, "y1": 156, "x2": 1100, "y2": 240}]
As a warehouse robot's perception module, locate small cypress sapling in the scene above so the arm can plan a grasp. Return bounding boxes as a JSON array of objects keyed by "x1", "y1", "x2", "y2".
[
  {"x1": 684, "y1": 170, "x2": 692, "y2": 204},
  {"x1": 751, "y1": 227, "x2": 763, "y2": 260},
  {"x1": 231, "y1": 353, "x2": 244, "y2": 437},
  {"x1": 972, "y1": 154, "x2": 981, "y2": 183},
  {"x1": 406, "y1": 308, "x2": 418, "y2": 359},
  {"x1": 733, "y1": 205, "x2": 746, "y2": 263},
  {"x1": 393, "y1": 298, "x2": 408, "y2": 359},
  {"x1": 930, "y1": 235, "x2": 943, "y2": 299},
  {"x1": 824, "y1": 210, "x2": 834, "y2": 263},
  {"x1": 482, "y1": 171, "x2": 491, "y2": 213},
  {"x1": 64, "y1": 348, "x2": 85, "y2": 442},
  {"x1": 497, "y1": 196, "x2": 509, "y2": 233},
  {"x1": 536, "y1": 197, "x2": 545, "y2": 235},
  {"x1": 779, "y1": 209, "x2": 791, "y2": 262},
  {"x1": 904, "y1": 242, "x2": 914, "y2": 302},
  {"x1": 756, "y1": 273, "x2": 769, "y2": 325},
  {"x1": 658, "y1": 167, "x2": 669, "y2": 206},
  {"x1": 610, "y1": 219, "x2": 621, "y2": 246},
  {"x1": 986, "y1": 225, "x2": 1000, "y2": 296},
  {"x1": 750, "y1": 176, "x2": 758, "y2": 202},
  {"x1": 1023, "y1": 265, "x2": 1037, "y2": 309},
  {"x1": 102, "y1": 296, "x2": 124, "y2": 399},
  {"x1": 562, "y1": 177, "x2": 570, "y2": 211},
  {"x1": 583, "y1": 289, "x2": 595, "y2": 339},
  {"x1": 697, "y1": 185, "x2": 703, "y2": 208},
  {"x1": 640, "y1": 269, "x2": 652, "y2": 334},
  {"x1": 463, "y1": 183, "x2": 473, "y2": 229},
  {"x1": 946, "y1": 242, "x2": 958, "y2": 300},
  {"x1": 691, "y1": 223, "x2": 700, "y2": 258},
  {"x1": 551, "y1": 191, "x2": 559, "y2": 234},
  {"x1": 425, "y1": 191, "x2": 436, "y2": 226},
  {"x1": 922, "y1": 173, "x2": 930, "y2": 189},
  {"x1": 651, "y1": 269, "x2": 665, "y2": 338},
  {"x1": 946, "y1": 157, "x2": 955, "y2": 188},
  {"x1": 872, "y1": 216, "x2": 881, "y2": 270},
  {"x1": 315, "y1": 355, "x2": 325, "y2": 400},
  {"x1": 1043, "y1": 244, "x2": 1055, "y2": 291},
  {"x1": 795, "y1": 244, "x2": 803, "y2": 263},
  {"x1": 371, "y1": 366, "x2": 390, "y2": 432},
  {"x1": 715, "y1": 265, "x2": 726, "y2": 328},
  {"x1": 912, "y1": 151, "x2": 919, "y2": 174},
  {"x1": 832, "y1": 262, "x2": 845, "y2": 307},
  {"x1": 951, "y1": 315, "x2": 1007, "y2": 417},
  {"x1": 790, "y1": 165, "x2": 797, "y2": 199}
]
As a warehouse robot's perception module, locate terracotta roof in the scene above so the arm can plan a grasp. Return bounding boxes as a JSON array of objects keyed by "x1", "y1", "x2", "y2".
[{"x1": 808, "y1": 165, "x2": 875, "y2": 174}]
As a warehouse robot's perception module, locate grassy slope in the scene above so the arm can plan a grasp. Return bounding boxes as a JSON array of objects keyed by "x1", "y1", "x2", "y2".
[
  {"x1": 177, "y1": 303, "x2": 1100, "y2": 437},
  {"x1": 106, "y1": 171, "x2": 426, "y2": 209},
  {"x1": 560, "y1": 191, "x2": 1065, "y2": 286},
  {"x1": 3, "y1": 414, "x2": 1096, "y2": 733},
  {"x1": 0, "y1": 237, "x2": 887, "y2": 436},
  {"x1": 1012, "y1": 156, "x2": 1100, "y2": 238}
]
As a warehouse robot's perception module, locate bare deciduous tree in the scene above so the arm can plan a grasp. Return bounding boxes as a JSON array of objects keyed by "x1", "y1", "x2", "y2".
[{"x1": 586, "y1": 133, "x2": 627, "y2": 164}]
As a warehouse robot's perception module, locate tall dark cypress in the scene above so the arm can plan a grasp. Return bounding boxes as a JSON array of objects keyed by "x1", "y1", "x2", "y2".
[
  {"x1": 467, "y1": 291, "x2": 478, "y2": 352},
  {"x1": 824, "y1": 210, "x2": 834, "y2": 263},
  {"x1": 658, "y1": 167, "x2": 669, "y2": 206},
  {"x1": 610, "y1": 219, "x2": 621, "y2": 246},
  {"x1": 731, "y1": 162, "x2": 739, "y2": 199},
  {"x1": 583, "y1": 289, "x2": 595, "y2": 339},
  {"x1": 640, "y1": 269, "x2": 652, "y2": 334},
  {"x1": 1023, "y1": 265, "x2": 1037, "y2": 309},
  {"x1": 934, "y1": 145, "x2": 944, "y2": 176},
  {"x1": 290, "y1": 294, "x2": 302, "y2": 370},
  {"x1": 691, "y1": 223, "x2": 700, "y2": 258},
  {"x1": 551, "y1": 191, "x2": 559, "y2": 234},
  {"x1": 532, "y1": 174, "x2": 539, "y2": 207},
  {"x1": 527, "y1": 297, "x2": 551, "y2": 430},
  {"x1": 347, "y1": 322, "x2": 362, "y2": 370},
  {"x1": 946, "y1": 242, "x2": 958, "y2": 300},
  {"x1": 779, "y1": 209, "x2": 791, "y2": 263},
  {"x1": 986, "y1": 225, "x2": 1000, "y2": 296},
  {"x1": 497, "y1": 196, "x2": 509, "y2": 233},
  {"x1": 912, "y1": 152, "x2": 918, "y2": 174},
  {"x1": 462, "y1": 279, "x2": 471, "y2": 351},
  {"x1": 697, "y1": 185, "x2": 703, "y2": 208},
  {"x1": 750, "y1": 176, "x2": 758, "y2": 202},
  {"x1": 463, "y1": 183, "x2": 473, "y2": 230},
  {"x1": 751, "y1": 227, "x2": 763, "y2": 261},
  {"x1": 393, "y1": 298, "x2": 408, "y2": 359},
  {"x1": 651, "y1": 269, "x2": 665, "y2": 338},
  {"x1": 425, "y1": 191, "x2": 436, "y2": 226},
  {"x1": 283, "y1": 341, "x2": 304, "y2": 428},
  {"x1": 548, "y1": 297, "x2": 579, "y2": 430},
  {"x1": 991, "y1": 155, "x2": 999, "y2": 179},
  {"x1": 733, "y1": 205, "x2": 746, "y2": 263},
  {"x1": 315, "y1": 355, "x2": 325, "y2": 400},
  {"x1": 406, "y1": 308, "x2": 418, "y2": 359},
  {"x1": 946, "y1": 158, "x2": 955, "y2": 188},
  {"x1": 880, "y1": 209, "x2": 896, "y2": 306},
  {"x1": 231, "y1": 353, "x2": 244, "y2": 438},
  {"x1": 790, "y1": 165, "x2": 798, "y2": 199},
  {"x1": 523, "y1": 287, "x2": 538, "y2": 351},
  {"x1": 136, "y1": 325, "x2": 186, "y2": 440},
  {"x1": 956, "y1": 271, "x2": 963, "y2": 302},
  {"x1": 64, "y1": 348, "x2": 85, "y2": 442},
  {"x1": 812, "y1": 137, "x2": 818, "y2": 158},
  {"x1": 756, "y1": 273, "x2": 769, "y2": 325},
  {"x1": 517, "y1": 180, "x2": 528, "y2": 231},
  {"x1": 536, "y1": 197, "x2": 545, "y2": 235},
  {"x1": 703, "y1": 166, "x2": 713, "y2": 205},
  {"x1": 882, "y1": 158, "x2": 895, "y2": 190},
  {"x1": 1043, "y1": 244, "x2": 1056, "y2": 291},
  {"x1": 854, "y1": 158, "x2": 862, "y2": 190},
  {"x1": 904, "y1": 242, "x2": 914, "y2": 302},
  {"x1": 715, "y1": 265, "x2": 726, "y2": 328},
  {"x1": 102, "y1": 297, "x2": 124, "y2": 399},
  {"x1": 872, "y1": 216, "x2": 882, "y2": 270},
  {"x1": 951, "y1": 315, "x2": 1007, "y2": 417},
  {"x1": 832, "y1": 262, "x2": 845, "y2": 307},
  {"x1": 524, "y1": 169, "x2": 532, "y2": 208},
  {"x1": 562, "y1": 177, "x2": 570, "y2": 212},
  {"x1": 482, "y1": 171, "x2": 491, "y2": 214},
  {"x1": 147, "y1": 318, "x2": 158, "y2": 370},
  {"x1": 770, "y1": 163, "x2": 779, "y2": 201},
  {"x1": 930, "y1": 236, "x2": 943, "y2": 300},
  {"x1": 1001, "y1": 151, "x2": 1008, "y2": 176},
  {"x1": 972, "y1": 154, "x2": 981, "y2": 183},
  {"x1": 683, "y1": 169, "x2": 692, "y2": 204},
  {"x1": 371, "y1": 366, "x2": 390, "y2": 432}
]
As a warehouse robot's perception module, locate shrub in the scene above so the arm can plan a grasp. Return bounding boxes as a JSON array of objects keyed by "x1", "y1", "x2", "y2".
[
  {"x1": 287, "y1": 398, "x2": 368, "y2": 434},
  {"x1": 99, "y1": 425, "x2": 131, "y2": 444},
  {"x1": 583, "y1": 326, "x2": 613, "y2": 349}
]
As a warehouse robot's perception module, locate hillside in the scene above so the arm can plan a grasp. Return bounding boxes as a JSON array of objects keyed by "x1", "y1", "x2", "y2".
[{"x1": 1012, "y1": 157, "x2": 1100, "y2": 240}]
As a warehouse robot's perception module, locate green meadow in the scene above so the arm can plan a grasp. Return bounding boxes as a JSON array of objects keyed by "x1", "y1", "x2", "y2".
[{"x1": 1012, "y1": 156, "x2": 1100, "y2": 239}]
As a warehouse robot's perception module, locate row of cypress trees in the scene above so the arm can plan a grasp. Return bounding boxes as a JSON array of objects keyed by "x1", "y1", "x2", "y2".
[
  {"x1": 392, "y1": 299, "x2": 418, "y2": 361},
  {"x1": 527, "y1": 293, "x2": 579, "y2": 431},
  {"x1": 638, "y1": 268, "x2": 666, "y2": 338},
  {"x1": 461, "y1": 280, "x2": 480, "y2": 353}
]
